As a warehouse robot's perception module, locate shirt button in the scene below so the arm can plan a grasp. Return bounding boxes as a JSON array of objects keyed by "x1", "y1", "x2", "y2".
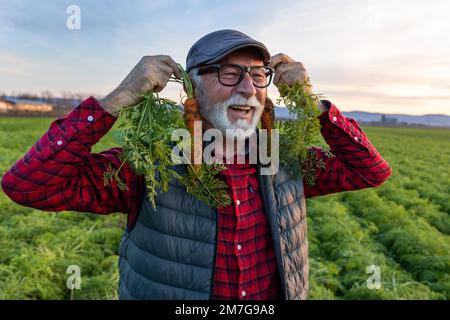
[
  {"x1": 332, "y1": 116, "x2": 337, "y2": 122},
  {"x1": 236, "y1": 200, "x2": 240, "y2": 206},
  {"x1": 57, "y1": 140, "x2": 63, "y2": 146},
  {"x1": 237, "y1": 244, "x2": 242, "y2": 251},
  {"x1": 87, "y1": 115, "x2": 94, "y2": 122},
  {"x1": 241, "y1": 291, "x2": 246, "y2": 297},
  {"x1": 354, "y1": 136, "x2": 358, "y2": 141}
]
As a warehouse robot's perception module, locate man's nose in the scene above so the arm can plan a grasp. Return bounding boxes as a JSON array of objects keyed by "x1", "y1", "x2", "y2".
[{"x1": 235, "y1": 72, "x2": 257, "y2": 98}]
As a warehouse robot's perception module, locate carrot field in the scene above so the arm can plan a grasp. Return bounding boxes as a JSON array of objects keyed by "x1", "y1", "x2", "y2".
[{"x1": 0, "y1": 117, "x2": 448, "y2": 299}]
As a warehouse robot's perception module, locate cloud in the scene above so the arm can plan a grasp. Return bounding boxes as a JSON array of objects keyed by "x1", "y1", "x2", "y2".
[
  {"x1": 254, "y1": 0, "x2": 450, "y2": 114},
  {"x1": 0, "y1": 0, "x2": 449, "y2": 115}
]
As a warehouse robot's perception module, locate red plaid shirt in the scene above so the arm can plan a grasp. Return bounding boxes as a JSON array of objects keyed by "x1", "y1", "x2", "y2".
[
  {"x1": 212, "y1": 159, "x2": 282, "y2": 300},
  {"x1": 1, "y1": 97, "x2": 392, "y2": 300}
]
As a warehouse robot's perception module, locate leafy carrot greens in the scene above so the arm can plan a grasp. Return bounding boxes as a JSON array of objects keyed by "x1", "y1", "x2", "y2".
[
  {"x1": 104, "y1": 64, "x2": 230, "y2": 209},
  {"x1": 276, "y1": 79, "x2": 334, "y2": 185},
  {"x1": 104, "y1": 70, "x2": 330, "y2": 209}
]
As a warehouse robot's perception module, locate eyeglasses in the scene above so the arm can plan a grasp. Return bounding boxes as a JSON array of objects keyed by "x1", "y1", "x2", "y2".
[{"x1": 196, "y1": 63, "x2": 274, "y2": 88}]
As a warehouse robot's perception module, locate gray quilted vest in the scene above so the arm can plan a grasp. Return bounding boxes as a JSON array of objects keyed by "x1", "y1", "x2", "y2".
[{"x1": 118, "y1": 148, "x2": 308, "y2": 300}]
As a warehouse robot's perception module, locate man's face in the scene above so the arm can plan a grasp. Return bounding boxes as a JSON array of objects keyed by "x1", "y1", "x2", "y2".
[{"x1": 195, "y1": 47, "x2": 267, "y2": 140}]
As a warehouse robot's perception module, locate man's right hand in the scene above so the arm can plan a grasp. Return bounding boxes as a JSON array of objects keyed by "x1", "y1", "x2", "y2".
[{"x1": 100, "y1": 55, "x2": 182, "y2": 115}]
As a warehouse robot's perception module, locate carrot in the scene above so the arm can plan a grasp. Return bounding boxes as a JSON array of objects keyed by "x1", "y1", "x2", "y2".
[
  {"x1": 107, "y1": 63, "x2": 230, "y2": 209},
  {"x1": 261, "y1": 97, "x2": 275, "y2": 154},
  {"x1": 277, "y1": 80, "x2": 328, "y2": 185},
  {"x1": 183, "y1": 97, "x2": 202, "y2": 171},
  {"x1": 261, "y1": 97, "x2": 274, "y2": 133}
]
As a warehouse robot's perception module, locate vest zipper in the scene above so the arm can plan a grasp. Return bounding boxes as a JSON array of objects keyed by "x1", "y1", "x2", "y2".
[
  {"x1": 256, "y1": 161, "x2": 288, "y2": 300},
  {"x1": 209, "y1": 208, "x2": 219, "y2": 300}
]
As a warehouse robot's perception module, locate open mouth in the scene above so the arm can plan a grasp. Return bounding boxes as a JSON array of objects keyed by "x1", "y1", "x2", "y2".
[{"x1": 228, "y1": 105, "x2": 254, "y2": 115}]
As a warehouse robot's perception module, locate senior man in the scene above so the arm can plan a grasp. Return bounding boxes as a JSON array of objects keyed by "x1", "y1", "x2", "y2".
[{"x1": 2, "y1": 29, "x2": 392, "y2": 300}]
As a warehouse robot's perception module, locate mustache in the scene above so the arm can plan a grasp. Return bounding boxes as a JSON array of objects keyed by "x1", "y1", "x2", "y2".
[
  {"x1": 221, "y1": 95, "x2": 263, "y2": 110},
  {"x1": 197, "y1": 93, "x2": 265, "y2": 140}
]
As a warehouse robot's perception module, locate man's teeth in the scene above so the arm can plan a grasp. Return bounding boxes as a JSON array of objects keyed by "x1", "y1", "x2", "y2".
[{"x1": 230, "y1": 105, "x2": 252, "y2": 111}]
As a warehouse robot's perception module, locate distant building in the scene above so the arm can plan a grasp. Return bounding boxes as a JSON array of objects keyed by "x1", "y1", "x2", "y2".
[
  {"x1": 0, "y1": 97, "x2": 53, "y2": 114},
  {"x1": 380, "y1": 114, "x2": 398, "y2": 124},
  {"x1": 0, "y1": 99, "x2": 14, "y2": 113}
]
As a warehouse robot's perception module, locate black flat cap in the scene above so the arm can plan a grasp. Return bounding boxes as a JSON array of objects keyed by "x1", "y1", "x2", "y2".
[{"x1": 186, "y1": 29, "x2": 271, "y2": 72}]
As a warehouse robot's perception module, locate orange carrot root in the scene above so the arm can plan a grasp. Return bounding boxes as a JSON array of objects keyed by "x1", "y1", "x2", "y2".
[
  {"x1": 261, "y1": 98, "x2": 275, "y2": 154},
  {"x1": 262, "y1": 97, "x2": 274, "y2": 131},
  {"x1": 183, "y1": 97, "x2": 202, "y2": 171}
]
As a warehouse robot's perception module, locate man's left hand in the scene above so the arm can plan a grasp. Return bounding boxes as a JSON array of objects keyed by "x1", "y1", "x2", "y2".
[
  {"x1": 269, "y1": 53, "x2": 312, "y2": 93},
  {"x1": 269, "y1": 53, "x2": 327, "y2": 113}
]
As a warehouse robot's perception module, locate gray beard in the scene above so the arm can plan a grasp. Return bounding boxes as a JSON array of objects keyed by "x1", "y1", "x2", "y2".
[{"x1": 197, "y1": 92, "x2": 264, "y2": 141}]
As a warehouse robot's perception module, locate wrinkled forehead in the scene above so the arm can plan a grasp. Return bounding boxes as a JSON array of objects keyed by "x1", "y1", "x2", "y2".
[{"x1": 218, "y1": 47, "x2": 265, "y2": 66}]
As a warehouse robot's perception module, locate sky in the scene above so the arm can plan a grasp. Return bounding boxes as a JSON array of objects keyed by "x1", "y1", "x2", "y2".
[{"x1": 0, "y1": 0, "x2": 449, "y2": 115}]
